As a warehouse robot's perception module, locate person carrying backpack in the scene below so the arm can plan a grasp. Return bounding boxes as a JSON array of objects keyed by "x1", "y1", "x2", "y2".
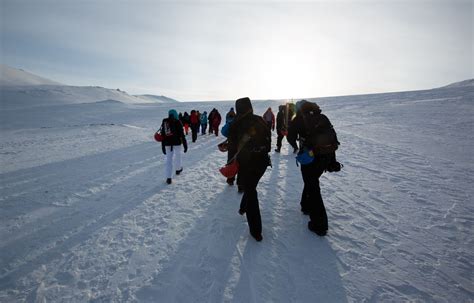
[
  {"x1": 287, "y1": 100, "x2": 340, "y2": 236},
  {"x1": 161, "y1": 109, "x2": 188, "y2": 184},
  {"x1": 228, "y1": 97, "x2": 271, "y2": 242},
  {"x1": 211, "y1": 109, "x2": 222, "y2": 136}
]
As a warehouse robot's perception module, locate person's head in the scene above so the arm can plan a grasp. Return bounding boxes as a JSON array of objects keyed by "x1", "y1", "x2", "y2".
[
  {"x1": 295, "y1": 100, "x2": 308, "y2": 113},
  {"x1": 191, "y1": 110, "x2": 196, "y2": 114},
  {"x1": 235, "y1": 97, "x2": 253, "y2": 115},
  {"x1": 230, "y1": 107, "x2": 234, "y2": 112},
  {"x1": 203, "y1": 111, "x2": 207, "y2": 115},
  {"x1": 168, "y1": 109, "x2": 178, "y2": 120},
  {"x1": 267, "y1": 107, "x2": 272, "y2": 111}
]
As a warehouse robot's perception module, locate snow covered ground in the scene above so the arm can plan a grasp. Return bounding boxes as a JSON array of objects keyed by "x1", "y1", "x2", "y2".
[{"x1": 0, "y1": 80, "x2": 473, "y2": 302}]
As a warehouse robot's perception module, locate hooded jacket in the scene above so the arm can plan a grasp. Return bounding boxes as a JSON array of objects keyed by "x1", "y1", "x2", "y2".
[{"x1": 228, "y1": 97, "x2": 271, "y2": 166}]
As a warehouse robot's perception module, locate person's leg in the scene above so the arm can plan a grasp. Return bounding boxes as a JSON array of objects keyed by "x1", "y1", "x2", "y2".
[
  {"x1": 174, "y1": 145, "x2": 182, "y2": 172},
  {"x1": 301, "y1": 161, "x2": 328, "y2": 232},
  {"x1": 276, "y1": 133, "x2": 283, "y2": 151},
  {"x1": 240, "y1": 164, "x2": 266, "y2": 239},
  {"x1": 165, "y1": 146, "x2": 174, "y2": 179}
]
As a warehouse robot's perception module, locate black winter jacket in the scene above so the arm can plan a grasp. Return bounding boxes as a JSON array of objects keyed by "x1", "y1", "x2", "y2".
[{"x1": 161, "y1": 118, "x2": 187, "y2": 147}]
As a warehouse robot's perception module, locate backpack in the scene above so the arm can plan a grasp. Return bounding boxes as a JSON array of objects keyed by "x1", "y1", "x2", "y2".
[
  {"x1": 240, "y1": 115, "x2": 271, "y2": 154},
  {"x1": 301, "y1": 103, "x2": 339, "y2": 155},
  {"x1": 160, "y1": 119, "x2": 176, "y2": 138}
]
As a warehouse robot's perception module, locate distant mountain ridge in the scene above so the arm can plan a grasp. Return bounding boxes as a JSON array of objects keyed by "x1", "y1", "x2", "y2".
[
  {"x1": 0, "y1": 64, "x2": 64, "y2": 86},
  {"x1": 0, "y1": 65, "x2": 179, "y2": 108},
  {"x1": 134, "y1": 94, "x2": 179, "y2": 103},
  {"x1": 443, "y1": 79, "x2": 474, "y2": 88}
]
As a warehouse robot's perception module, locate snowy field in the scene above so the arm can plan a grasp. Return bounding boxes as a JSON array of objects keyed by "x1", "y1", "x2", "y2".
[{"x1": 0, "y1": 81, "x2": 473, "y2": 302}]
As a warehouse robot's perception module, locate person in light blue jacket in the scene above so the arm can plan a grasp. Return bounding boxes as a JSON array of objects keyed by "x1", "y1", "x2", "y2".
[{"x1": 200, "y1": 111, "x2": 208, "y2": 135}]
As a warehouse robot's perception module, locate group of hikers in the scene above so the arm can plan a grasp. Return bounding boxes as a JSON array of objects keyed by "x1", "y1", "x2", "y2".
[
  {"x1": 176, "y1": 109, "x2": 223, "y2": 143},
  {"x1": 157, "y1": 97, "x2": 341, "y2": 242}
]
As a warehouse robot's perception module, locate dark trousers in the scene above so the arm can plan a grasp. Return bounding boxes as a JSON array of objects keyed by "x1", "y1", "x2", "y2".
[
  {"x1": 191, "y1": 124, "x2": 199, "y2": 142},
  {"x1": 239, "y1": 163, "x2": 267, "y2": 236},
  {"x1": 201, "y1": 124, "x2": 207, "y2": 134},
  {"x1": 300, "y1": 157, "x2": 330, "y2": 231},
  {"x1": 276, "y1": 131, "x2": 285, "y2": 149}
]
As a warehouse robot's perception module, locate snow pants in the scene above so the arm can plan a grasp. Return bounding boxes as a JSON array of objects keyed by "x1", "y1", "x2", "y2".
[
  {"x1": 201, "y1": 124, "x2": 207, "y2": 134},
  {"x1": 165, "y1": 145, "x2": 182, "y2": 179},
  {"x1": 239, "y1": 161, "x2": 267, "y2": 237},
  {"x1": 300, "y1": 156, "x2": 330, "y2": 231}
]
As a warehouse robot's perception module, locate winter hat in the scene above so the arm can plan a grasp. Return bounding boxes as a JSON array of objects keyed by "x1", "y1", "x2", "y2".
[
  {"x1": 235, "y1": 97, "x2": 253, "y2": 115},
  {"x1": 168, "y1": 109, "x2": 178, "y2": 120}
]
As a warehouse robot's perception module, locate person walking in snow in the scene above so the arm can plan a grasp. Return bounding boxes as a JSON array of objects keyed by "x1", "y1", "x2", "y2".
[
  {"x1": 225, "y1": 107, "x2": 236, "y2": 123},
  {"x1": 161, "y1": 109, "x2": 188, "y2": 184},
  {"x1": 287, "y1": 100, "x2": 339, "y2": 236},
  {"x1": 228, "y1": 97, "x2": 271, "y2": 241},
  {"x1": 208, "y1": 109, "x2": 216, "y2": 135},
  {"x1": 190, "y1": 110, "x2": 200, "y2": 143},
  {"x1": 182, "y1": 112, "x2": 190, "y2": 135},
  {"x1": 211, "y1": 109, "x2": 222, "y2": 136},
  {"x1": 222, "y1": 110, "x2": 239, "y2": 187},
  {"x1": 200, "y1": 111, "x2": 208, "y2": 134},
  {"x1": 275, "y1": 105, "x2": 288, "y2": 153},
  {"x1": 262, "y1": 107, "x2": 275, "y2": 131}
]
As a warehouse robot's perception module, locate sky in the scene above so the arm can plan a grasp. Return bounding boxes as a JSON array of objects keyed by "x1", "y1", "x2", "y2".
[{"x1": 1, "y1": 0, "x2": 472, "y2": 101}]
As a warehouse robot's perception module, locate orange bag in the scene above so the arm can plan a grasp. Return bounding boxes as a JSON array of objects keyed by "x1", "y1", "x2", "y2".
[{"x1": 219, "y1": 160, "x2": 239, "y2": 178}]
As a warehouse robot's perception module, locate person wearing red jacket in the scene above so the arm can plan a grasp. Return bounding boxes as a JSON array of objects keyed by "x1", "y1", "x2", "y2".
[
  {"x1": 211, "y1": 109, "x2": 222, "y2": 136},
  {"x1": 262, "y1": 107, "x2": 275, "y2": 131},
  {"x1": 190, "y1": 110, "x2": 200, "y2": 142}
]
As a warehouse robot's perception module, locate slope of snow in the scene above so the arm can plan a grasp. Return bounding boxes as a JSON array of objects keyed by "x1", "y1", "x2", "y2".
[
  {"x1": 135, "y1": 94, "x2": 179, "y2": 103},
  {"x1": 0, "y1": 84, "x2": 473, "y2": 302},
  {"x1": 0, "y1": 65, "x2": 174, "y2": 108},
  {"x1": 443, "y1": 79, "x2": 474, "y2": 88},
  {"x1": 0, "y1": 64, "x2": 63, "y2": 86}
]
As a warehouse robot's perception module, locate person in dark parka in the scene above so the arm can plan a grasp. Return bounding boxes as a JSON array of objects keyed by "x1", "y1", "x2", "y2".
[
  {"x1": 228, "y1": 97, "x2": 271, "y2": 241},
  {"x1": 161, "y1": 109, "x2": 188, "y2": 184},
  {"x1": 287, "y1": 100, "x2": 337, "y2": 236},
  {"x1": 275, "y1": 105, "x2": 287, "y2": 152}
]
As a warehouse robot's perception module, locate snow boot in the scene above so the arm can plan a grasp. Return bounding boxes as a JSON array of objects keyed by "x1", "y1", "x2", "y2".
[
  {"x1": 275, "y1": 147, "x2": 281, "y2": 153},
  {"x1": 251, "y1": 232, "x2": 263, "y2": 242},
  {"x1": 238, "y1": 186, "x2": 244, "y2": 194},
  {"x1": 308, "y1": 221, "x2": 327, "y2": 236},
  {"x1": 166, "y1": 178, "x2": 172, "y2": 184},
  {"x1": 238, "y1": 208, "x2": 246, "y2": 215},
  {"x1": 176, "y1": 168, "x2": 183, "y2": 175}
]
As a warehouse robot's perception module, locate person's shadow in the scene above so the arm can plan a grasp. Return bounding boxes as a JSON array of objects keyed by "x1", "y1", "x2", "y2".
[{"x1": 135, "y1": 152, "x2": 347, "y2": 302}]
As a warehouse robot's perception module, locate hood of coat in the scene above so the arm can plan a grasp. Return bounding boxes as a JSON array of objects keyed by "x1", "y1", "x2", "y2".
[{"x1": 235, "y1": 97, "x2": 253, "y2": 116}]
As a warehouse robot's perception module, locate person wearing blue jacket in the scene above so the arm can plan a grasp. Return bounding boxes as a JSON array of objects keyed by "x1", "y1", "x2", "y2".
[{"x1": 200, "y1": 111, "x2": 208, "y2": 134}]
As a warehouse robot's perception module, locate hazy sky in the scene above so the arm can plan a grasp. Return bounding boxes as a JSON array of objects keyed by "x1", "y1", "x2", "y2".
[{"x1": 1, "y1": 0, "x2": 472, "y2": 101}]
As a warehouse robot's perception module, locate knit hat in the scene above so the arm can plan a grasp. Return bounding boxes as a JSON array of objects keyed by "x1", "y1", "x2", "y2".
[{"x1": 168, "y1": 109, "x2": 178, "y2": 120}]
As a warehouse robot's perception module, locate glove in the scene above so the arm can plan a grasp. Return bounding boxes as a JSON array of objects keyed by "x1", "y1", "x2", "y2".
[
  {"x1": 162, "y1": 143, "x2": 166, "y2": 155},
  {"x1": 183, "y1": 141, "x2": 188, "y2": 153}
]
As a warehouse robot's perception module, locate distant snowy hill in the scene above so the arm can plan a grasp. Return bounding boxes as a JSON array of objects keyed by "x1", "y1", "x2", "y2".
[
  {"x1": 443, "y1": 78, "x2": 474, "y2": 88},
  {"x1": 135, "y1": 94, "x2": 179, "y2": 103},
  {"x1": 0, "y1": 64, "x2": 64, "y2": 86},
  {"x1": 0, "y1": 65, "x2": 178, "y2": 108}
]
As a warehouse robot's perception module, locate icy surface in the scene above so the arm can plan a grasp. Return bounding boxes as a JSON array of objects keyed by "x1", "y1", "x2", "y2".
[{"x1": 0, "y1": 84, "x2": 473, "y2": 302}]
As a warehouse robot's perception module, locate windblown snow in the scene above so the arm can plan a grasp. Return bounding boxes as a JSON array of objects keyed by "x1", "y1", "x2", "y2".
[{"x1": 0, "y1": 74, "x2": 473, "y2": 302}]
